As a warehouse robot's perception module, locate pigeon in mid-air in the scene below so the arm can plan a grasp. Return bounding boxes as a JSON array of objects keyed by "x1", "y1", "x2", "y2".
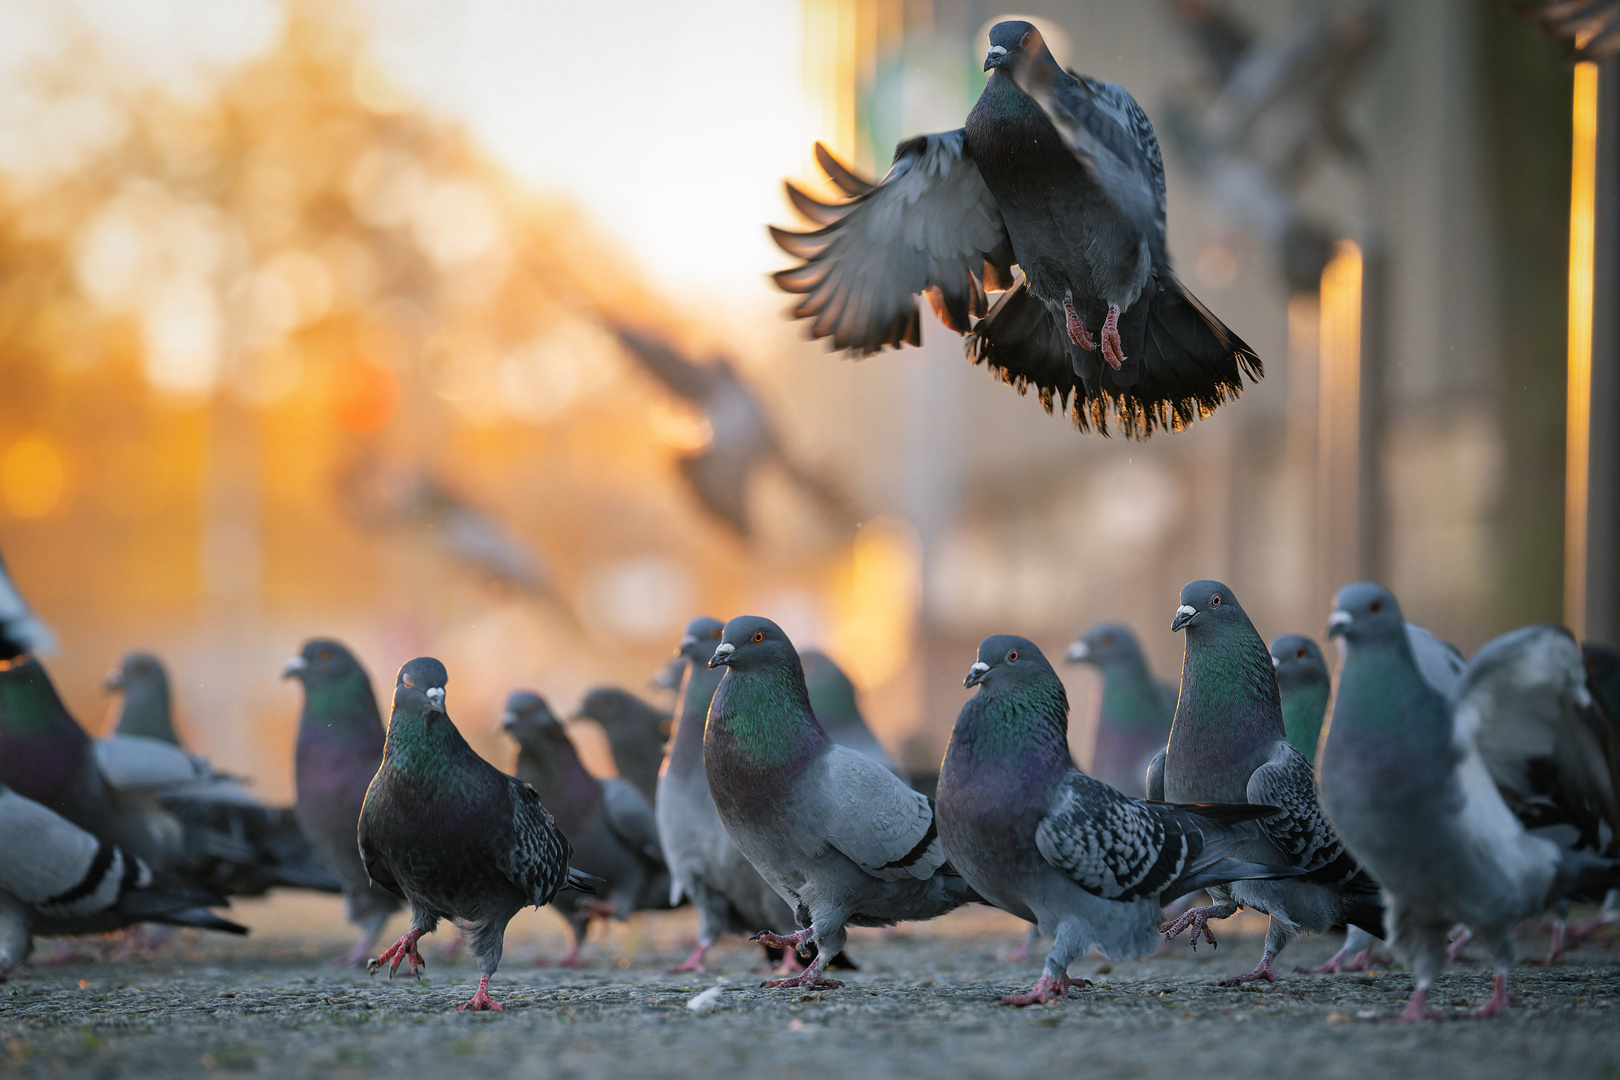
[
  {"x1": 771, "y1": 21, "x2": 1261, "y2": 439},
  {"x1": 1269, "y1": 635, "x2": 1330, "y2": 763},
  {"x1": 574, "y1": 687, "x2": 670, "y2": 807},
  {"x1": 283, "y1": 639, "x2": 404, "y2": 966},
  {"x1": 502, "y1": 691, "x2": 669, "y2": 966},
  {"x1": 703, "y1": 616, "x2": 978, "y2": 990},
  {"x1": 800, "y1": 650, "x2": 906, "y2": 781},
  {"x1": 1064, "y1": 624, "x2": 1177, "y2": 797},
  {"x1": 359, "y1": 658, "x2": 597, "y2": 1011},
  {"x1": 937, "y1": 635, "x2": 1303, "y2": 1004},
  {"x1": 0, "y1": 783, "x2": 246, "y2": 979},
  {"x1": 1151, "y1": 581, "x2": 1383, "y2": 984},
  {"x1": 1320, "y1": 584, "x2": 1620, "y2": 1020},
  {"x1": 105, "y1": 652, "x2": 181, "y2": 744}
]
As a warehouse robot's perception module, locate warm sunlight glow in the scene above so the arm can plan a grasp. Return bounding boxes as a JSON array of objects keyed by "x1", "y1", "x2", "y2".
[
  {"x1": 1317, "y1": 240, "x2": 1363, "y2": 591},
  {"x1": 1566, "y1": 61, "x2": 1598, "y2": 638},
  {"x1": 1, "y1": 439, "x2": 66, "y2": 519}
]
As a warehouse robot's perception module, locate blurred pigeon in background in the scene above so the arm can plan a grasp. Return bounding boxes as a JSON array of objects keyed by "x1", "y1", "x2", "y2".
[
  {"x1": 1530, "y1": 0, "x2": 1620, "y2": 61},
  {"x1": 1320, "y1": 584, "x2": 1620, "y2": 1020},
  {"x1": 1269, "y1": 634, "x2": 1330, "y2": 763},
  {"x1": 772, "y1": 21, "x2": 1261, "y2": 439},
  {"x1": 105, "y1": 652, "x2": 180, "y2": 744},
  {"x1": 801, "y1": 650, "x2": 907, "y2": 782},
  {"x1": 0, "y1": 548, "x2": 55, "y2": 661},
  {"x1": 573, "y1": 687, "x2": 670, "y2": 807},
  {"x1": 1154, "y1": 580, "x2": 1383, "y2": 984},
  {"x1": 283, "y1": 639, "x2": 404, "y2": 966},
  {"x1": 704, "y1": 616, "x2": 978, "y2": 990},
  {"x1": 1064, "y1": 624, "x2": 1176, "y2": 797},
  {"x1": 611, "y1": 325, "x2": 853, "y2": 536},
  {"x1": 938, "y1": 635, "x2": 1303, "y2": 1004},
  {"x1": 503, "y1": 692, "x2": 669, "y2": 967},
  {"x1": 360, "y1": 658, "x2": 597, "y2": 1011}
]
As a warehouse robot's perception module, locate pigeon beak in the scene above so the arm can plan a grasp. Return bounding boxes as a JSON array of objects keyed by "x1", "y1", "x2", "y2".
[
  {"x1": 280, "y1": 656, "x2": 307, "y2": 679},
  {"x1": 425, "y1": 686, "x2": 446, "y2": 714},
  {"x1": 964, "y1": 660, "x2": 991, "y2": 688},
  {"x1": 983, "y1": 44, "x2": 1007, "y2": 71},
  {"x1": 1271, "y1": 654, "x2": 1281, "y2": 669},
  {"x1": 1326, "y1": 610, "x2": 1352, "y2": 639},
  {"x1": 708, "y1": 642, "x2": 735, "y2": 670},
  {"x1": 103, "y1": 668, "x2": 124, "y2": 693},
  {"x1": 499, "y1": 710, "x2": 519, "y2": 732},
  {"x1": 678, "y1": 634, "x2": 698, "y2": 652},
  {"x1": 1171, "y1": 605, "x2": 1197, "y2": 633},
  {"x1": 1064, "y1": 640, "x2": 1088, "y2": 664}
]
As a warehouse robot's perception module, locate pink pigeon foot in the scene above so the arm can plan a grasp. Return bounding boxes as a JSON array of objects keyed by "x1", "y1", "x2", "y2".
[
  {"x1": 1161, "y1": 905, "x2": 1223, "y2": 951},
  {"x1": 1446, "y1": 928, "x2": 1473, "y2": 962},
  {"x1": 668, "y1": 942, "x2": 713, "y2": 974},
  {"x1": 1063, "y1": 299, "x2": 1095, "y2": 350},
  {"x1": 1566, "y1": 916, "x2": 1618, "y2": 942},
  {"x1": 751, "y1": 928, "x2": 814, "y2": 959},
  {"x1": 1526, "y1": 922, "x2": 1566, "y2": 966},
  {"x1": 1219, "y1": 950, "x2": 1279, "y2": 986},
  {"x1": 1099, "y1": 305, "x2": 1125, "y2": 370},
  {"x1": 368, "y1": 929, "x2": 426, "y2": 980},
  {"x1": 1299, "y1": 945, "x2": 1353, "y2": 974},
  {"x1": 1465, "y1": 972, "x2": 1511, "y2": 1019},
  {"x1": 1003, "y1": 938, "x2": 1033, "y2": 963},
  {"x1": 1397, "y1": 984, "x2": 1446, "y2": 1023},
  {"x1": 457, "y1": 973, "x2": 504, "y2": 1012},
  {"x1": 538, "y1": 942, "x2": 589, "y2": 968},
  {"x1": 1001, "y1": 971, "x2": 1091, "y2": 1006},
  {"x1": 438, "y1": 928, "x2": 467, "y2": 963},
  {"x1": 335, "y1": 936, "x2": 376, "y2": 968}
]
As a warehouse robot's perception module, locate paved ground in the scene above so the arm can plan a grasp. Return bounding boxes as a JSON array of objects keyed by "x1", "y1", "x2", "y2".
[{"x1": 2, "y1": 896, "x2": 1617, "y2": 1079}]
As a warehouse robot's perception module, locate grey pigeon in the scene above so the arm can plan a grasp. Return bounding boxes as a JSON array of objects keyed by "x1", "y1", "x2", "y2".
[
  {"x1": 502, "y1": 691, "x2": 669, "y2": 966},
  {"x1": 283, "y1": 639, "x2": 404, "y2": 966},
  {"x1": 1152, "y1": 580, "x2": 1383, "y2": 984},
  {"x1": 937, "y1": 635, "x2": 1303, "y2": 1004},
  {"x1": 770, "y1": 21, "x2": 1260, "y2": 439},
  {"x1": 105, "y1": 652, "x2": 180, "y2": 744},
  {"x1": 1319, "y1": 584, "x2": 1620, "y2": 1020},
  {"x1": 1064, "y1": 623, "x2": 1177, "y2": 797},
  {"x1": 703, "y1": 616, "x2": 978, "y2": 990},
  {"x1": 0, "y1": 783, "x2": 245, "y2": 979},
  {"x1": 800, "y1": 650, "x2": 906, "y2": 781},
  {"x1": 1269, "y1": 635, "x2": 1330, "y2": 763},
  {"x1": 359, "y1": 657, "x2": 596, "y2": 1011},
  {"x1": 574, "y1": 687, "x2": 670, "y2": 807}
]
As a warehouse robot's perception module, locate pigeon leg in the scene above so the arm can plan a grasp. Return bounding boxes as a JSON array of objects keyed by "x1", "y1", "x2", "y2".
[
  {"x1": 1062, "y1": 299, "x2": 1096, "y2": 350},
  {"x1": 1344, "y1": 947, "x2": 1389, "y2": 972},
  {"x1": 1526, "y1": 919, "x2": 1566, "y2": 966},
  {"x1": 1098, "y1": 305, "x2": 1125, "y2": 370},
  {"x1": 754, "y1": 928, "x2": 841, "y2": 989},
  {"x1": 1001, "y1": 971, "x2": 1090, "y2": 1007},
  {"x1": 750, "y1": 927, "x2": 814, "y2": 959},
  {"x1": 1298, "y1": 943, "x2": 1354, "y2": 974},
  {"x1": 1446, "y1": 927, "x2": 1473, "y2": 962},
  {"x1": 1161, "y1": 899, "x2": 1234, "y2": 951},
  {"x1": 761, "y1": 950, "x2": 842, "y2": 990},
  {"x1": 457, "y1": 973, "x2": 504, "y2": 1012},
  {"x1": 1219, "y1": 949, "x2": 1279, "y2": 986},
  {"x1": 668, "y1": 939, "x2": 713, "y2": 974},
  {"x1": 337, "y1": 934, "x2": 376, "y2": 968},
  {"x1": 1397, "y1": 981, "x2": 1445, "y2": 1023},
  {"x1": 368, "y1": 928, "x2": 427, "y2": 980},
  {"x1": 1002, "y1": 925, "x2": 1039, "y2": 963},
  {"x1": 1465, "y1": 972, "x2": 1511, "y2": 1019}
]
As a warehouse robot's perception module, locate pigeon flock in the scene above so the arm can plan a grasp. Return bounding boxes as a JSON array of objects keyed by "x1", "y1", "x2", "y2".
[{"x1": 0, "y1": 18, "x2": 1614, "y2": 1029}]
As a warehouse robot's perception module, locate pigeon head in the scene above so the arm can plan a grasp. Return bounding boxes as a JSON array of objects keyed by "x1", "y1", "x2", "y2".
[
  {"x1": 282, "y1": 638, "x2": 363, "y2": 690},
  {"x1": 964, "y1": 634, "x2": 1057, "y2": 689},
  {"x1": 394, "y1": 657, "x2": 449, "y2": 717},
  {"x1": 105, "y1": 650, "x2": 178, "y2": 743},
  {"x1": 1065, "y1": 623, "x2": 1146, "y2": 668},
  {"x1": 105, "y1": 651, "x2": 166, "y2": 696},
  {"x1": 709, "y1": 616, "x2": 799, "y2": 671},
  {"x1": 800, "y1": 649, "x2": 858, "y2": 717},
  {"x1": 984, "y1": 20, "x2": 1054, "y2": 72},
  {"x1": 676, "y1": 616, "x2": 725, "y2": 667},
  {"x1": 500, "y1": 691, "x2": 567, "y2": 751},
  {"x1": 1327, "y1": 583, "x2": 1405, "y2": 645},
  {"x1": 1270, "y1": 634, "x2": 1329, "y2": 690},
  {"x1": 1171, "y1": 580, "x2": 1251, "y2": 635}
]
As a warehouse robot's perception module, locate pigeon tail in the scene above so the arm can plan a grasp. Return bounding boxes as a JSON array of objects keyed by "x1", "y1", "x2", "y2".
[
  {"x1": 565, "y1": 867, "x2": 604, "y2": 894},
  {"x1": 1170, "y1": 856, "x2": 1308, "y2": 899},
  {"x1": 1555, "y1": 849, "x2": 1620, "y2": 906}
]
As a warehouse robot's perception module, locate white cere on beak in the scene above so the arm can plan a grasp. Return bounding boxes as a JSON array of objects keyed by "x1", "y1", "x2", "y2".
[
  {"x1": 987, "y1": 44, "x2": 1007, "y2": 58},
  {"x1": 969, "y1": 661, "x2": 989, "y2": 678},
  {"x1": 426, "y1": 687, "x2": 446, "y2": 710},
  {"x1": 1065, "y1": 641, "x2": 1088, "y2": 661},
  {"x1": 1175, "y1": 605, "x2": 1196, "y2": 620},
  {"x1": 281, "y1": 656, "x2": 307, "y2": 677},
  {"x1": 714, "y1": 643, "x2": 735, "y2": 660},
  {"x1": 1271, "y1": 655, "x2": 1281, "y2": 669},
  {"x1": 1328, "y1": 611, "x2": 1352, "y2": 630}
]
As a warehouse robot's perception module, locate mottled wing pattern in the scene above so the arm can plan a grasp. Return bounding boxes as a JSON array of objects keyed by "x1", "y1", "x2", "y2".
[
  {"x1": 1035, "y1": 773, "x2": 1186, "y2": 899},
  {"x1": 812, "y1": 745, "x2": 944, "y2": 882},
  {"x1": 496, "y1": 777, "x2": 575, "y2": 908},
  {"x1": 1246, "y1": 741, "x2": 1359, "y2": 882}
]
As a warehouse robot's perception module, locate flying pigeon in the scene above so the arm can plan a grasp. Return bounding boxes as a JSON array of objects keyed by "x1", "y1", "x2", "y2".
[
  {"x1": 0, "y1": 783, "x2": 245, "y2": 979},
  {"x1": 1269, "y1": 634, "x2": 1330, "y2": 763},
  {"x1": 1319, "y1": 584, "x2": 1620, "y2": 1020},
  {"x1": 1064, "y1": 623, "x2": 1177, "y2": 797},
  {"x1": 502, "y1": 691, "x2": 669, "y2": 966},
  {"x1": 1151, "y1": 580, "x2": 1383, "y2": 984},
  {"x1": 703, "y1": 616, "x2": 978, "y2": 990},
  {"x1": 283, "y1": 639, "x2": 404, "y2": 966},
  {"x1": 800, "y1": 650, "x2": 907, "y2": 781},
  {"x1": 105, "y1": 652, "x2": 181, "y2": 744},
  {"x1": 937, "y1": 635, "x2": 1303, "y2": 1004},
  {"x1": 359, "y1": 657, "x2": 596, "y2": 1011},
  {"x1": 770, "y1": 21, "x2": 1261, "y2": 439},
  {"x1": 573, "y1": 687, "x2": 671, "y2": 807}
]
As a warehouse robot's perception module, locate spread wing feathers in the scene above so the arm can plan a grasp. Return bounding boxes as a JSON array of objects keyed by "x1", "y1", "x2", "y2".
[
  {"x1": 1453, "y1": 625, "x2": 1620, "y2": 851},
  {"x1": 496, "y1": 778, "x2": 578, "y2": 907},
  {"x1": 0, "y1": 550, "x2": 56, "y2": 658},
  {"x1": 601, "y1": 778, "x2": 664, "y2": 863},
  {"x1": 1531, "y1": 1, "x2": 1620, "y2": 61},
  {"x1": 612, "y1": 325, "x2": 723, "y2": 404},
  {"x1": 772, "y1": 133, "x2": 1015, "y2": 353},
  {"x1": 810, "y1": 745, "x2": 944, "y2": 881},
  {"x1": 1246, "y1": 742, "x2": 1364, "y2": 884},
  {"x1": 1407, "y1": 622, "x2": 1467, "y2": 698}
]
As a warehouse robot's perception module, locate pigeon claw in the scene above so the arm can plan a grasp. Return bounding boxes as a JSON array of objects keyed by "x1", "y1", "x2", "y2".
[
  {"x1": 1396, "y1": 985, "x2": 1446, "y2": 1023},
  {"x1": 1218, "y1": 950, "x2": 1278, "y2": 987},
  {"x1": 1001, "y1": 971, "x2": 1091, "y2": 1006},
  {"x1": 1099, "y1": 304, "x2": 1125, "y2": 370},
  {"x1": 1464, "y1": 973, "x2": 1512, "y2": 1019},
  {"x1": 750, "y1": 928, "x2": 814, "y2": 959},
  {"x1": 1446, "y1": 928, "x2": 1473, "y2": 963},
  {"x1": 369, "y1": 928, "x2": 426, "y2": 981},
  {"x1": 1161, "y1": 906, "x2": 1221, "y2": 951},
  {"x1": 762, "y1": 972, "x2": 842, "y2": 990},
  {"x1": 1526, "y1": 922, "x2": 1566, "y2": 966},
  {"x1": 1062, "y1": 299, "x2": 1095, "y2": 350},
  {"x1": 668, "y1": 943, "x2": 713, "y2": 974},
  {"x1": 457, "y1": 974, "x2": 504, "y2": 1012}
]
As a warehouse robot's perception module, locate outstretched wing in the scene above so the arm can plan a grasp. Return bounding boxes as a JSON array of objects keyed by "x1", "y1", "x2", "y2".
[
  {"x1": 808, "y1": 745, "x2": 944, "y2": 882},
  {"x1": 772, "y1": 134, "x2": 1015, "y2": 354},
  {"x1": 1246, "y1": 741, "x2": 1364, "y2": 884}
]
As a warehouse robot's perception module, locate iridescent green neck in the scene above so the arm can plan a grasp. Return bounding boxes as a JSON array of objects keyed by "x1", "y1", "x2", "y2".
[
  {"x1": 305, "y1": 667, "x2": 380, "y2": 735},
  {"x1": 384, "y1": 708, "x2": 475, "y2": 798},
  {"x1": 1099, "y1": 658, "x2": 1168, "y2": 729},
  {"x1": 709, "y1": 662, "x2": 825, "y2": 770},
  {"x1": 1177, "y1": 622, "x2": 1284, "y2": 740},
  {"x1": 1279, "y1": 682, "x2": 1330, "y2": 764},
  {"x1": 0, "y1": 659, "x2": 86, "y2": 744},
  {"x1": 954, "y1": 678, "x2": 1068, "y2": 762}
]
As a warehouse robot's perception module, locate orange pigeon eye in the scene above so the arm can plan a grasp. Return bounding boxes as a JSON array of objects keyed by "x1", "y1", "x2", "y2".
[
  {"x1": 1007, "y1": 649, "x2": 1019, "y2": 662},
  {"x1": 402, "y1": 672, "x2": 415, "y2": 688},
  {"x1": 1296, "y1": 648, "x2": 1306, "y2": 659},
  {"x1": 318, "y1": 649, "x2": 333, "y2": 663},
  {"x1": 753, "y1": 631, "x2": 765, "y2": 643},
  {"x1": 1211, "y1": 594, "x2": 1222, "y2": 606}
]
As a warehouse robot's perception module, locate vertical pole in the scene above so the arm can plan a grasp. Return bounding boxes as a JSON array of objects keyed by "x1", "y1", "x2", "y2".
[
  {"x1": 1566, "y1": 61, "x2": 1599, "y2": 638},
  {"x1": 1317, "y1": 241, "x2": 1364, "y2": 608}
]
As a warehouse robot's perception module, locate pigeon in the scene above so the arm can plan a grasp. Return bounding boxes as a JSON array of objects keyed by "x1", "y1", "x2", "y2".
[
  {"x1": 1319, "y1": 584, "x2": 1620, "y2": 1020},
  {"x1": 1584, "y1": 642, "x2": 1620, "y2": 718},
  {"x1": 800, "y1": 650, "x2": 906, "y2": 781},
  {"x1": 502, "y1": 691, "x2": 668, "y2": 966},
  {"x1": 770, "y1": 21, "x2": 1261, "y2": 439},
  {"x1": 283, "y1": 639, "x2": 404, "y2": 966},
  {"x1": 703, "y1": 616, "x2": 978, "y2": 990},
  {"x1": 1530, "y1": 0, "x2": 1620, "y2": 61},
  {"x1": 1064, "y1": 623, "x2": 1177, "y2": 797},
  {"x1": 937, "y1": 635, "x2": 1304, "y2": 1004},
  {"x1": 0, "y1": 549, "x2": 55, "y2": 660},
  {"x1": 1269, "y1": 634, "x2": 1330, "y2": 763},
  {"x1": 1152, "y1": 580, "x2": 1383, "y2": 984},
  {"x1": 0, "y1": 782, "x2": 246, "y2": 979},
  {"x1": 573, "y1": 687, "x2": 670, "y2": 807},
  {"x1": 359, "y1": 657, "x2": 596, "y2": 1011},
  {"x1": 105, "y1": 652, "x2": 180, "y2": 744}
]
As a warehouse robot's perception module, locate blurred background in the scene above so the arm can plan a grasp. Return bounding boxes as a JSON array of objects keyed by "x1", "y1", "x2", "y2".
[{"x1": 0, "y1": 0, "x2": 1613, "y2": 794}]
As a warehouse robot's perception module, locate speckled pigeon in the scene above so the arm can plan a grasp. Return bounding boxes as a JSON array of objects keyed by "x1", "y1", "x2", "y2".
[
  {"x1": 283, "y1": 639, "x2": 404, "y2": 966},
  {"x1": 502, "y1": 691, "x2": 669, "y2": 966},
  {"x1": 1151, "y1": 580, "x2": 1382, "y2": 985},
  {"x1": 800, "y1": 650, "x2": 906, "y2": 781},
  {"x1": 1064, "y1": 623, "x2": 1176, "y2": 797},
  {"x1": 937, "y1": 635, "x2": 1303, "y2": 1004},
  {"x1": 574, "y1": 687, "x2": 670, "y2": 807},
  {"x1": 359, "y1": 657, "x2": 596, "y2": 1011},
  {"x1": 1320, "y1": 584, "x2": 1620, "y2": 1020},
  {"x1": 771, "y1": 21, "x2": 1261, "y2": 438},
  {"x1": 703, "y1": 616, "x2": 977, "y2": 990}
]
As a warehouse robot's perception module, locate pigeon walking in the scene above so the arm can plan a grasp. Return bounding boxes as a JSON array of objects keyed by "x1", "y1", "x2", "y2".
[
  {"x1": 1152, "y1": 581, "x2": 1383, "y2": 984},
  {"x1": 574, "y1": 687, "x2": 670, "y2": 807},
  {"x1": 937, "y1": 635, "x2": 1303, "y2": 1004},
  {"x1": 502, "y1": 691, "x2": 668, "y2": 966},
  {"x1": 703, "y1": 617, "x2": 978, "y2": 990},
  {"x1": 1319, "y1": 584, "x2": 1620, "y2": 1020},
  {"x1": 105, "y1": 652, "x2": 181, "y2": 744},
  {"x1": 283, "y1": 639, "x2": 404, "y2": 966},
  {"x1": 359, "y1": 658, "x2": 596, "y2": 1011},
  {"x1": 771, "y1": 21, "x2": 1260, "y2": 438},
  {"x1": 801, "y1": 650, "x2": 906, "y2": 781},
  {"x1": 1064, "y1": 624, "x2": 1176, "y2": 797}
]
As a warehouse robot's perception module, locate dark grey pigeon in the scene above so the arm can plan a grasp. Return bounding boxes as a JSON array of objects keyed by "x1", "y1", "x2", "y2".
[
  {"x1": 283, "y1": 639, "x2": 404, "y2": 966},
  {"x1": 574, "y1": 687, "x2": 670, "y2": 807},
  {"x1": 1269, "y1": 635, "x2": 1330, "y2": 764},
  {"x1": 1064, "y1": 623, "x2": 1176, "y2": 797},
  {"x1": 704, "y1": 616, "x2": 978, "y2": 990},
  {"x1": 937, "y1": 635, "x2": 1302, "y2": 1004},
  {"x1": 770, "y1": 21, "x2": 1260, "y2": 439},
  {"x1": 800, "y1": 650, "x2": 906, "y2": 781},
  {"x1": 105, "y1": 652, "x2": 180, "y2": 744},
  {"x1": 502, "y1": 691, "x2": 668, "y2": 966},
  {"x1": 0, "y1": 783, "x2": 245, "y2": 979},
  {"x1": 1320, "y1": 584, "x2": 1620, "y2": 1021},
  {"x1": 360, "y1": 657, "x2": 596, "y2": 1010},
  {"x1": 1151, "y1": 580, "x2": 1382, "y2": 984}
]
